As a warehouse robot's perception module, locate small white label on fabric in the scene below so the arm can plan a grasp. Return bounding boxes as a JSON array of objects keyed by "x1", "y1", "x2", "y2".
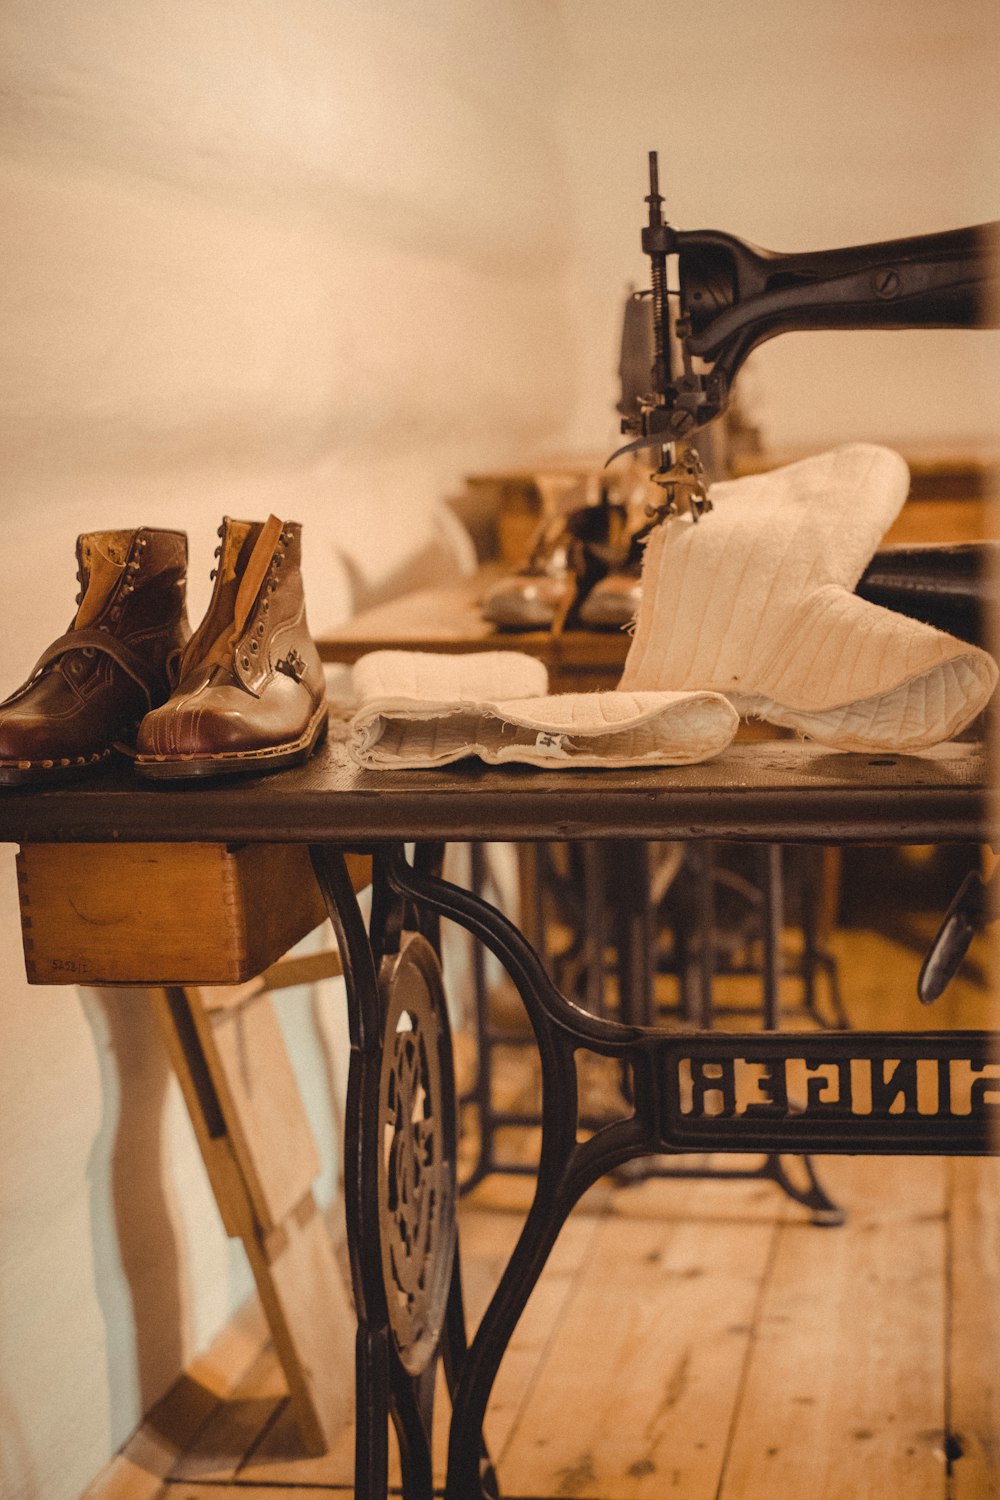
[{"x1": 535, "y1": 731, "x2": 567, "y2": 753}]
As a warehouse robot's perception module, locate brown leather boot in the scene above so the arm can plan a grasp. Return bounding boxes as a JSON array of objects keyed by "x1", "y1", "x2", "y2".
[
  {"x1": 0, "y1": 528, "x2": 190, "y2": 786},
  {"x1": 135, "y1": 516, "x2": 327, "y2": 779}
]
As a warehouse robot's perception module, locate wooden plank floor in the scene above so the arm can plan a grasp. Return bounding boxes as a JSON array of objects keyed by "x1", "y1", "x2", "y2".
[{"x1": 84, "y1": 925, "x2": 998, "y2": 1500}]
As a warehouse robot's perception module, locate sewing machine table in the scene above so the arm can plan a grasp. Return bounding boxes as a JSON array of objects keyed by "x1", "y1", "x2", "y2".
[{"x1": 0, "y1": 731, "x2": 993, "y2": 1500}]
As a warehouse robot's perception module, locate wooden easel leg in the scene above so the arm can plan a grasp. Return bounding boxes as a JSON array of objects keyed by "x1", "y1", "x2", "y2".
[{"x1": 150, "y1": 981, "x2": 354, "y2": 1455}]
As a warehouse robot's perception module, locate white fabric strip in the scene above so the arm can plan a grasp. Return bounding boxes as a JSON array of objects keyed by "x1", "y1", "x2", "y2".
[
  {"x1": 622, "y1": 444, "x2": 997, "y2": 752},
  {"x1": 350, "y1": 650, "x2": 738, "y2": 769}
]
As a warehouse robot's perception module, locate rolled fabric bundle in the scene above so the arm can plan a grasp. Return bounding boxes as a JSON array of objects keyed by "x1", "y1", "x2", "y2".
[
  {"x1": 349, "y1": 649, "x2": 738, "y2": 769},
  {"x1": 622, "y1": 444, "x2": 998, "y2": 752}
]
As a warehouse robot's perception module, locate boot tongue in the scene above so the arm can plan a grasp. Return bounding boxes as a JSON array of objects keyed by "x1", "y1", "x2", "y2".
[
  {"x1": 232, "y1": 514, "x2": 284, "y2": 640},
  {"x1": 74, "y1": 539, "x2": 128, "y2": 629},
  {"x1": 194, "y1": 515, "x2": 284, "y2": 674}
]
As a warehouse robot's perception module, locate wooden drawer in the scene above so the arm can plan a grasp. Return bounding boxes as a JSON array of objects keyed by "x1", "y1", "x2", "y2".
[{"x1": 15, "y1": 841, "x2": 345, "y2": 985}]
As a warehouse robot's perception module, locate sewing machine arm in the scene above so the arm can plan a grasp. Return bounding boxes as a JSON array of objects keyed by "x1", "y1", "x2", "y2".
[{"x1": 626, "y1": 187, "x2": 999, "y2": 445}]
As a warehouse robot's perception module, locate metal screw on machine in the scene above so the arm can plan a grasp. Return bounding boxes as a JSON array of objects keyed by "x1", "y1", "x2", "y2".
[{"x1": 872, "y1": 267, "x2": 901, "y2": 298}]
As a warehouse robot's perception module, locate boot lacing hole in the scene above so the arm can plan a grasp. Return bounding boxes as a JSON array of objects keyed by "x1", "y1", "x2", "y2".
[
  {"x1": 249, "y1": 640, "x2": 258, "y2": 654},
  {"x1": 241, "y1": 656, "x2": 250, "y2": 669},
  {"x1": 256, "y1": 622, "x2": 265, "y2": 636}
]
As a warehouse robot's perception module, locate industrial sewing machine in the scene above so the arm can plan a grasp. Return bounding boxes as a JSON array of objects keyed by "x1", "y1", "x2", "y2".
[
  {"x1": 611, "y1": 151, "x2": 999, "y2": 995},
  {"x1": 483, "y1": 166, "x2": 996, "y2": 630},
  {"x1": 613, "y1": 150, "x2": 999, "y2": 519}
]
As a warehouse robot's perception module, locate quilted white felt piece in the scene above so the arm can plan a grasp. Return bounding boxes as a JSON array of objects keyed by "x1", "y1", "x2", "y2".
[
  {"x1": 622, "y1": 444, "x2": 998, "y2": 752},
  {"x1": 349, "y1": 649, "x2": 738, "y2": 768}
]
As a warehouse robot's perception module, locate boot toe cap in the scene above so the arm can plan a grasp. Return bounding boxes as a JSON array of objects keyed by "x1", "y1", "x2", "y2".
[{"x1": 138, "y1": 679, "x2": 318, "y2": 762}]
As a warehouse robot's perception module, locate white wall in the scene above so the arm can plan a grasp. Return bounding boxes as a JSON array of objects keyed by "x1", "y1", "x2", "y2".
[
  {"x1": 0, "y1": 6, "x2": 575, "y2": 1497},
  {"x1": 553, "y1": 0, "x2": 1000, "y2": 454}
]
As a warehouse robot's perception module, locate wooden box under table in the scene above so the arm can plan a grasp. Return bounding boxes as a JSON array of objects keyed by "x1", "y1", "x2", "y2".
[{"x1": 15, "y1": 841, "x2": 331, "y2": 985}]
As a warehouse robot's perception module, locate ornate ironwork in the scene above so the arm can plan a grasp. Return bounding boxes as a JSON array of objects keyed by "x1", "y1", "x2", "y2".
[
  {"x1": 657, "y1": 1031, "x2": 999, "y2": 1153},
  {"x1": 379, "y1": 845, "x2": 1000, "y2": 1499},
  {"x1": 378, "y1": 932, "x2": 458, "y2": 1377}
]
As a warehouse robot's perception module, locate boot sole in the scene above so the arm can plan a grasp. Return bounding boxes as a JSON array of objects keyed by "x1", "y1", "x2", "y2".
[
  {"x1": 0, "y1": 747, "x2": 116, "y2": 788},
  {"x1": 134, "y1": 704, "x2": 328, "y2": 781}
]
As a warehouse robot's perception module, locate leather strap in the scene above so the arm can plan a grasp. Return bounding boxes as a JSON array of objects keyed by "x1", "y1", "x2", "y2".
[{"x1": 28, "y1": 629, "x2": 159, "y2": 708}]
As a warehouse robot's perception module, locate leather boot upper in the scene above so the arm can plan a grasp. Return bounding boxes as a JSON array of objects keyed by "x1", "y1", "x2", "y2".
[
  {"x1": 136, "y1": 517, "x2": 326, "y2": 763},
  {"x1": 0, "y1": 527, "x2": 189, "y2": 777}
]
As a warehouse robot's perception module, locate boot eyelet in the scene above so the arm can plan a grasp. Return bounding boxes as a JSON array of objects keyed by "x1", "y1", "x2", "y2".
[
  {"x1": 241, "y1": 655, "x2": 250, "y2": 669},
  {"x1": 262, "y1": 601, "x2": 269, "y2": 613},
  {"x1": 249, "y1": 640, "x2": 258, "y2": 654},
  {"x1": 256, "y1": 622, "x2": 265, "y2": 636},
  {"x1": 209, "y1": 568, "x2": 217, "y2": 580}
]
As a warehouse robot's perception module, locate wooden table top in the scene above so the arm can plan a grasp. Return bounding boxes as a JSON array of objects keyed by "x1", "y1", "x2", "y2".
[
  {"x1": 317, "y1": 567, "x2": 630, "y2": 686},
  {"x1": 0, "y1": 728, "x2": 989, "y2": 848}
]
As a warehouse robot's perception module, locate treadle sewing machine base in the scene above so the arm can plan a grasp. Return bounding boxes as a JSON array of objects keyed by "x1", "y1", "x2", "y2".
[
  {"x1": 1, "y1": 732, "x2": 995, "y2": 1500},
  {"x1": 460, "y1": 838, "x2": 850, "y2": 1225}
]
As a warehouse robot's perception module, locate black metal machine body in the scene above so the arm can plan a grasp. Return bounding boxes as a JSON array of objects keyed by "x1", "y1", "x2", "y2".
[
  {"x1": 612, "y1": 151, "x2": 998, "y2": 522},
  {"x1": 620, "y1": 151, "x2": 999, "y2": 451}
]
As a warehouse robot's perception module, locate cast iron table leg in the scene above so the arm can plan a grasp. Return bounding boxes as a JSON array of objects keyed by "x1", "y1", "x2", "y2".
[
  {"x1": 611, "y1": 839, "x2": 654, "y2": 1026},
  {"x1": 310, "y1": 844, "x2": 488, "y2": 1500},
  {"x1": 378, "y1": 842, "x2": 996, "y2": 1497}
]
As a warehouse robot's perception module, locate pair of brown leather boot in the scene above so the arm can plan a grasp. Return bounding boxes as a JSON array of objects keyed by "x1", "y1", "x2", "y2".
[{"x1": 0, "y1": 517, "x2": 327, "y2": 786}]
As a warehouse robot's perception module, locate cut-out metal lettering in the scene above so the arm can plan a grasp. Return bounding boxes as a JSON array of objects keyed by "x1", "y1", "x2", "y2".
[{"x1": 659, "y1": 1033, "x2": 998, "y2": 1154}]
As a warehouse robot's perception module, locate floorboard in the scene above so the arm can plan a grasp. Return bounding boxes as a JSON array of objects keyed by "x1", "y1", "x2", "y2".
[
  {"x1": 719, "y1": 1154, "x2": 949, "y2": 1500},
  {"x1": 497, "y1": 1180, "x2": 782, "y2": 1499},
  {"x1": 948, "y1": 1156, "x2": 1000, "y2": 1499}
]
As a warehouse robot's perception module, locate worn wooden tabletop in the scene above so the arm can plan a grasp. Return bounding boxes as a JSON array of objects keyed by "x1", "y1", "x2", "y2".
[{"x1": 0, "y1": 726, "x2": 989, "y2": 847}]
